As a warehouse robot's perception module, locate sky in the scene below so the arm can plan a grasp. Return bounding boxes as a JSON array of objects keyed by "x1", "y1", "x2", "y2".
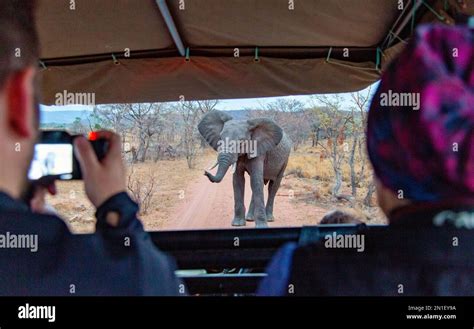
[{"x1": 40, "y1": 84, "x2": 378, "y2": 112}]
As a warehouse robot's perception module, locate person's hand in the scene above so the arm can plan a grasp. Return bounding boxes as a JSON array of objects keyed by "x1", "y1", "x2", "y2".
[
  {"x1": 74, "y1": 131, "x2": 127, "y2": 208},
  {"x1": 29, "y1": 181, "x2": 57, "y2": 215}
]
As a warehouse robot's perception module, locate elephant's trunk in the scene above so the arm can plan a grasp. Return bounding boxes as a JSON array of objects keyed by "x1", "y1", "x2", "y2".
[{"x1": 205, "y1": 152, "x2": 236, "y2": 183}]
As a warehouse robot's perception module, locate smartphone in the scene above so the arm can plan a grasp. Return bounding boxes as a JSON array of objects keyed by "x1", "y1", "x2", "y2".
[{"x1": 28, "y1": 130, "x2": 108, "y2": 181}]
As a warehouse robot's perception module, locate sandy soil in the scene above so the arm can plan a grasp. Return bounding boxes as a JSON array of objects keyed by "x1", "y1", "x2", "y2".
[{"x1": 159, "y1": 170, "x2": 328, "y2": 230}]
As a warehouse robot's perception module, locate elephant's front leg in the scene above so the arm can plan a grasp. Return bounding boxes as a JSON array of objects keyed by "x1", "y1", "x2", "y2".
[
  {"x1": 245, "y1": 199, "x2": 255, "y2": 222},
  {"x1": 249, "y1": 164, "x2": 267, "y2": 228},
  {"x1": 231, "y1": 171, "x2": 246, "y2": 226}
]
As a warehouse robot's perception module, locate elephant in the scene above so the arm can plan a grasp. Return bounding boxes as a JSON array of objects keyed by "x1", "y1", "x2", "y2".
[{"x1": 198, "y1": 110, "x2": 292, "y2": 228}]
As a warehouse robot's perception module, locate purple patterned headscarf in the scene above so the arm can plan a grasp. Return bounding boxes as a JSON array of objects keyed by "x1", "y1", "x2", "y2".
[{"x1": 367, "y1": 24, "x2": 474, "y2": 202}]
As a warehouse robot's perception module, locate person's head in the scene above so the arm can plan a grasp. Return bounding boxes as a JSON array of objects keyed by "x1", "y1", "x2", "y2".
[
  {"x1": 319, "y1": 209, "x2": 363, "y2": 225},
  {"x1": 0, "y1": 1, "x2": 40, "y2": 198},
  {"x1": 367, "y1": 25, "x2": 474, "y2": 218}
]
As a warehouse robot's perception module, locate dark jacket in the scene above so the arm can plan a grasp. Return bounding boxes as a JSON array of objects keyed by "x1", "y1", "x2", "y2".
[
  {"x1": 0, "y1": 191, "x2": 182, "y2": 296},
  {"x1": 258, "y1": 200, "x2": 474, "y2": 296}
]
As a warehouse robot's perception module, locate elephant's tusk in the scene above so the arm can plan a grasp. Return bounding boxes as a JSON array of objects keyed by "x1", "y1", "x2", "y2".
[
  {"x1": 207, "y1": 161, "x2": 218, "y2": 171},
  {"x1": 231, "y1": 163, "x2": 237, "y2": 174}
]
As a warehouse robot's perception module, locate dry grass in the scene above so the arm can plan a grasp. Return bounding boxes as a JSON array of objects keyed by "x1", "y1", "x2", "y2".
[
  {"x1": 286, "y1": 144, "x2": 370, "y2": 182},
  {"x1": 130, "y1": 152, "x2": 213, "y2": 231},
  {"x1": 287, "y1": 153, "x2": 334, "y2": 180},
  {"x1": 283, "y1": 143, "x2": 385, "y2": 224},
  {"x1": 47, "y1": 150, "x2": 215, "y2": 233}
]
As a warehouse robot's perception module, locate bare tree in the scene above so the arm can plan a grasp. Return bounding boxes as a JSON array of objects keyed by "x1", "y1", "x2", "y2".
[
  {"x1": 93, "y1": 104, "x2": 130, "y2": 151},
  {"x1": 174, "y1": 100, "x2": 218, "y2": 169},
  {"x1": 250, "y1": 98, "x2": 310, "y2": 151},
  {"x1": 151, "y1": 109, "x2": 181, "y2": 162},
  {"x1": 310, "y1": 95, "x2": 351, "y2": 196},
  {"x1": 127, "y1": 166, "x2": 157, "y2": 215},
  {"x1": 123, "y1": 103, "x2": 164, "y2": 162},
  {"x1": 197, "y1": 99, "x2": 220, "y2": 113},
  {"x1": 364, "y1": 174, "x2": 376, "y2": 206},
  {"x1": 85, "y1": 106, "x2": 105, "y2": 131},
  {"x1": 70, "y1": 117, "x2": 88, "y2": 134},
  {"x1": 349, "y1": 87, "x2": 374, "y2": 199},
  {"x1": 348, "y1": 124, "x2": 358, "y2": 196},
  {"x1": 94, "y1": 105, "x2": 127, "y2": 131}
]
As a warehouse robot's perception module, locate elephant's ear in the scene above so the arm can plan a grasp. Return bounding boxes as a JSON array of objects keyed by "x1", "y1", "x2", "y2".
[
  {"x1": 198, "y1": 110, "x2": 233, "y2": 150},
  {"x1": 247, "y1": 118, "x2": 283, "y2": 158}
]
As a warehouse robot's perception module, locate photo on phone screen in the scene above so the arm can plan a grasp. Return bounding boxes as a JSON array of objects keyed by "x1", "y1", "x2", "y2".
[{"x1": 28, "y1": 144, "x2": 74, "y2": 180}]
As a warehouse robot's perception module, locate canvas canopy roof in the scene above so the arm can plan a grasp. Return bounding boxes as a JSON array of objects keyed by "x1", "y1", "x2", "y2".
[{"x1": 36, "y1": 0, "x2": 474, "y2": 105}]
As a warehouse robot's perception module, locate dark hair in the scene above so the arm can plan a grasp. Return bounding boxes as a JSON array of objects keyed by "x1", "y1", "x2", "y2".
[
  {"x1": 319, "y1": 210, "x2": 363, "y2": 225},
  {"x1": 0, "y1": 1, "x2": 39, "y2": 88}
]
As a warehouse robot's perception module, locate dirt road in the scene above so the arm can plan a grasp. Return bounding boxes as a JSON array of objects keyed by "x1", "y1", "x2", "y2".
[{"x1": 161, "y1": 170, "x2": 328, "y2": 230}]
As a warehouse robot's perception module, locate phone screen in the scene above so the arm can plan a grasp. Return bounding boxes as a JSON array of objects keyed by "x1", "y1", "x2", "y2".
[{"x1": 28, "y1": 144, "x2": 74, "y2": 180}]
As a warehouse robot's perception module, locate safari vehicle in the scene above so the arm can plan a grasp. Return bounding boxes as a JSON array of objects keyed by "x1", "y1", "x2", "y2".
[{"x1": 35, "y1": 0, "x2": 474, "y2": 295}]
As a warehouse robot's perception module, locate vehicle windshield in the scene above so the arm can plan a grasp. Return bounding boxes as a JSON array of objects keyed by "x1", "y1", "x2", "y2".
[{"x1": 41, "y1": 85, "x2": 386, "y2": 233}]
